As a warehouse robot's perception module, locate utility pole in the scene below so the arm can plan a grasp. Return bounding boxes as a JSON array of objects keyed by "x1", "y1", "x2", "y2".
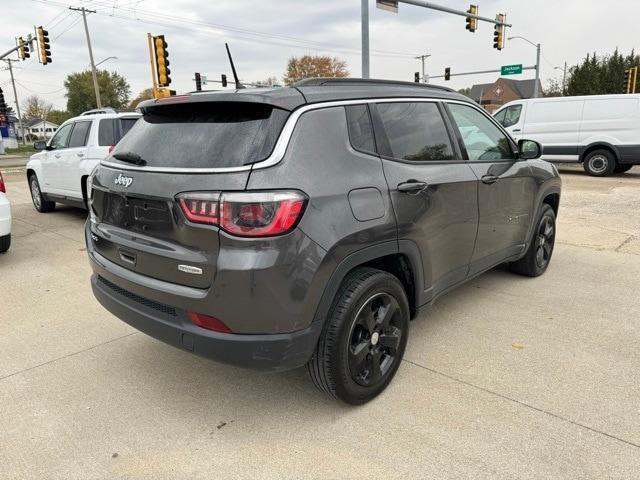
[
  {"x1": 534, "y1": 43, "x2": 540, "y2": 98},
  {"x1": 70, "y1": 7, "x2": 101, "y2": 108},
  {"x1": 415, "y1": 54, "x2": 431, "y2": 83},
  {"x1": 3, "y1": 59, "x2": 25, "y2": 145},
  {"x1": 361, "y1": 0, "x2": 370, "y2": 78}
]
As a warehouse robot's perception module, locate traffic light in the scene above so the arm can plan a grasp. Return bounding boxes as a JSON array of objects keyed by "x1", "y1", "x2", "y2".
[
  {"x1": 465, "y1": 4, "x2": 478, "y2": 32},
  {"x1": 0, "y1": 87, "x2": 7, "y2": 116},
  {"x1": 195, "y1": 72, "x2": 202, "y2": 91},
  {"x1": 623, "y1": 67, "x2": 638, "y2": 94},
  {"x1": 18, "y1": 37, "x2": 30, "y2": 60},
  {"x1": 445, "y1": 67, "x2": 451, "y2": 81},
  {"x1": 153, "y1": 35, "x2": 171, "y2": 87},
  {"x1": 221, "y1": 74, "x2": 228, "y2": 87},
  {"x1": 414, "y1": 72, "x2": 420, "y2": 83},
  {"x1": 493, "y1": 14, "x2": 505, "y2": 50},
  {"x1": 37, "y1": 27, "x2": 51, "y2": 65}
]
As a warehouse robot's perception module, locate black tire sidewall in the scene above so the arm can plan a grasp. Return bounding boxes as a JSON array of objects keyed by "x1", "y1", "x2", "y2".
[
  {"x1": 530, "y1": 204, "x2": 556, "y2": 276},
  {"x1": 329, "y1": 271, "x2": 410, "y2": 404},
  {"x1": 30, "y1": 175, "x2": 43, "y2": 212},
  {"x1": 584, "y1": 149, "x2": 616, "y2": 177}
]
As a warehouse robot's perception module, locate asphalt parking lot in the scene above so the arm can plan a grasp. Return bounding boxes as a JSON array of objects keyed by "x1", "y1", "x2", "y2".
[{"x1": 1, "y1": 164, "x2": 639, "y2": 479}]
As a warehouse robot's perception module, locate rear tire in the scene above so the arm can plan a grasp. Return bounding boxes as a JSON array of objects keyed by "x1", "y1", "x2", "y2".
[
  {"x1": 614, "y1": 164, "x2": 633, "y2": 174},
  {"x1": 583, "y1": 149, "x2": 616, "y2": 177},
  {"x1": 510, "y1": 204, "x2": 556, "y2": 277},
  {"x1": 29, "y1": 174, "x2": 55, "y2": 213},
  {"x1": 0, "y1": 234, "x2": 10, "y2": 253},
  {"x1": 307, "y1": 267, "x2": 410, "y2": 405}
]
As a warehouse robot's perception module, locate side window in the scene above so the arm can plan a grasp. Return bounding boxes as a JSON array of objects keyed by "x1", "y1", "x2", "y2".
[
  {"x1": 68, "y1": 121, "x2": 92, "y2": 148},
  {"x1": 345, "y1": 105, "x2": 376, "y2": 154},
  {"x1": 49, "y1": 123, "x2": 73, "y2": 150},
  {"x1": 98, "y1": 119, "x2": 116, "y2": 146},
  {"x1": 376, "y1": 102, "x2": 455, "y2": 161},
  {"x1": 447, "y1": 103, "x2": 515, "y2": 161},
  {"x1": 493, "y1": 108, "x2": 507, "y2": 125},
  {"x1": 502, "y1": 105, "x2": 522, "y2": 128}
]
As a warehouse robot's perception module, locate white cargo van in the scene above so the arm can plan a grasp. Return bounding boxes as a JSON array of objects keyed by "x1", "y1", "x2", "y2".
[{"x1": 493, "y1": 94, "x2": 640, "y2": 176}]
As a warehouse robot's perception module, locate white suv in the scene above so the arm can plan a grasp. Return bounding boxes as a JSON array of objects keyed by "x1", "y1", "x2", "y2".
[{"x1": 26, "y1": 108, "x2": 140, "y2": 212}]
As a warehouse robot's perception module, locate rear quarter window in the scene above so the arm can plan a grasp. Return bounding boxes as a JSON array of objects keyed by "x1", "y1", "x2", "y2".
[{"x1": 111, "y1": 103, "x2": 289, "y2": 169}]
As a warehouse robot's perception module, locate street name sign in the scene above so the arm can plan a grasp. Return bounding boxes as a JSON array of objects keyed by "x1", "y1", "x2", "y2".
[{"x1": 501, "y1": 64, "x2": 523, "y2": 75}]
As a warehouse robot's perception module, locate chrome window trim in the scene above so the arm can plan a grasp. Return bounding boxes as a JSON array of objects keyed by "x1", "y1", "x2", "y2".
[{"x1": 99, "y1": 96, "x2": 476, "y2": 174}]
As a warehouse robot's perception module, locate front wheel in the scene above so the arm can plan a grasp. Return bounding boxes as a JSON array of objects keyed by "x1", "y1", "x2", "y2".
[
  {"x1": 29, "y1": 175, "x2": 55, "y2": 213},
  {"x1": 510, "y1": 204, "x2": 556, "y2": 277},
  {"x1": 307, "y1": 268, "x2": 410, "y2": 405}
]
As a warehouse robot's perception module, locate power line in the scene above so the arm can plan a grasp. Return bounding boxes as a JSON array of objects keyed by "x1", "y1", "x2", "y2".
[{"x1": 29, "y1": 0, "x2": 418, "y2": 59}]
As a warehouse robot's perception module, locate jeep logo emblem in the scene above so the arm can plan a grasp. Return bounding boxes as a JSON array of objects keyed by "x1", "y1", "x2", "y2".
[{"x1": 114, "y1": 173, "x2": 133, "y2": 188}]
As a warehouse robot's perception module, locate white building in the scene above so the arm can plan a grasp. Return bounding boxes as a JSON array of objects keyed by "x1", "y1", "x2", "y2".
[{"x1": 24, "y1": 119, "x2": 59, "y2": 140}]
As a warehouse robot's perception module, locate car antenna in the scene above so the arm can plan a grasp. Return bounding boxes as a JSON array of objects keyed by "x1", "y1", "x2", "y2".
[{"x1": 225, "y1": 43, "x2": 245, "y2": 89}]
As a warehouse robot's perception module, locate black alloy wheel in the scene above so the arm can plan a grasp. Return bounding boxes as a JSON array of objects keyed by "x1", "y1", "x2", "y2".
[{"x1": 347, "y1": 292, "x2": 403, "y2": 387}]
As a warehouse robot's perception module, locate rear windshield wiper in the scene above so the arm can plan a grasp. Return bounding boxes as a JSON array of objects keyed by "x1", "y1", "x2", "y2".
[{"x1": 112, "y1": 151, "x2": 147, "y2": 166}]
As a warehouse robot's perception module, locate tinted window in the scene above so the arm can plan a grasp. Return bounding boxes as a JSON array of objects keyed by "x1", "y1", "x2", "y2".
[
  {"x1": 376, "y1": 102, "x2": 455, "y2": 161},
  {"x1": 98, "y1": 119, "x2": 116, "y2": 146},
  {"x1": 448, "y1": 103, "x2": 515, "y2": 161},
  {"x1": 49, "y1": 123, "x2": 73, "y2": 150},
  {"x1": 68, "y1": 121, "x2": 92, "y2": 148},
  {"x1": 502, "y1": 105, "x2": 522, "y2": 127},
  {"x1": 112, "y1": 103, "x2": 289, "y2": 168},
  {"x1": 345, "y1": 105, "x2": 376, "y2": 154},
  {"x1": 119, "y1": 118, "x2": 138, "y2": 138}
]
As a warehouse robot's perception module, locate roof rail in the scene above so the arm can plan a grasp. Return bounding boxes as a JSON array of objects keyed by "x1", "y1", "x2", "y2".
[
  {"x1": 294, "y1": 77, "x2": 455, "y2": 92},
  {"x1": 80, "y1": 107, "x2": 118, "y2": 116}
]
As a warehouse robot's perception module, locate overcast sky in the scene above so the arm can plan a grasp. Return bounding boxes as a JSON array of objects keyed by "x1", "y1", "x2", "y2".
[{"x1": 2, "y1": 0, "x2": 637, "y2": 111}]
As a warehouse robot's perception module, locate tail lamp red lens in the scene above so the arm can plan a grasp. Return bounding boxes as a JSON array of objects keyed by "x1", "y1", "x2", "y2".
[
  {"x1": 0, "y1": 172, "x2": 5, "y2": 193},
  {"x1": 177, "y1": 190, "x2": 307, "y2": 237},
  {"x1": 187, "y1": 311, "x2": 232, "y2": 333}
]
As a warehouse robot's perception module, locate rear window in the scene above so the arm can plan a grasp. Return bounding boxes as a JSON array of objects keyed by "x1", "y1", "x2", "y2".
[{"x1": 111, "y1": 103, "x2": 289, "y2": 168}]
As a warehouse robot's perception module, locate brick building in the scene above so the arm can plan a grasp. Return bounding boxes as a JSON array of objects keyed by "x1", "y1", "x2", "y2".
[{"x1": 469, "y1": 78, "x2": 543, "y2": 113}]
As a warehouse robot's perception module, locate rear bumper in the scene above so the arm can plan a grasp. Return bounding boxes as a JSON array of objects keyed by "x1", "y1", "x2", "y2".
[
  {"x1": 90, "y1": 268, "x2": 321, "y2": 371},
  {"x1": 0, "y1": 196, "x2": 11, "y2": 236}
]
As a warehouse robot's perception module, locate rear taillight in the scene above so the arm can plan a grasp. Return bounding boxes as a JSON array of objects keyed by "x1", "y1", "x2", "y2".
[
  {"x1": 187, "y1": 311, "x2": 232, "y2": 333},
  {"x1": 177, "y1": 191, "x2": 307, "y2": 237},
  {"x1": 0, "y1": 172, "x2": 5, "y2": 193}
]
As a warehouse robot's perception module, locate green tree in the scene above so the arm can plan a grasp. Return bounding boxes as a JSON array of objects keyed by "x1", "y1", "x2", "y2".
[
  {"x1": 47, "y1": 109, "x2": 73, "y2": 125},
  {"x1": 566, "y1": 49, "x2": 639, "y2": 95},
  {"x1": 283, "y1": 55, "x2": 348, "y2": 85},
  {"x1": 64, "y1": 69, "x2": 131, "y2": 115},
  {"x1": 543, "y1": 78, "x2": 564, "y2": 97},
  {"x1": 128, "y1": 88, "x2": 155, "y2": 110},
  {"x1": 457, "y1": 87, "x2": 472, "y2": 97}
]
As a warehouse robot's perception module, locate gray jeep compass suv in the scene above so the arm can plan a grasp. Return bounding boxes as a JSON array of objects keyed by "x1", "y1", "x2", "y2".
[{"x1": 86, "y1": 78, "x2": 561, "y2": 404}]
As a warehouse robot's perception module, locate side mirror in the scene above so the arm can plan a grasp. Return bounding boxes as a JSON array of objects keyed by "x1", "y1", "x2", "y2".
[
  {"x1": 518, "y1": 139, "x2": 542, "y2": 160},
  {"x1": 33, "y1": 140, "x2": 47, "y2": 151}
]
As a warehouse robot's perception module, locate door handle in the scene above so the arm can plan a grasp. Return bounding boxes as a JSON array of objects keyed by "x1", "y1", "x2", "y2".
[
  {"x1": 481, "y1": 174, "x2": 499, "y2": 184},
  {"x1": 76, "y1": 152, "x2": 85, "y2": 157},
  {"x1": 397, "y1": 180, "x2": 428, "y2": 194},
  {"x1": 54, "y1": 153, "x2": 61, "y2": 158},
  {"x1": 512, "y1": 128, "x2": 521, "y2": 132}
]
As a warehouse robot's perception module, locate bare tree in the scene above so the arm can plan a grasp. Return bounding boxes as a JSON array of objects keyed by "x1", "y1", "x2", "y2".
[
  {"x1": 22, "y1": 95, "x2": 53, "y2": 122},
  {"x1": 283, "y1": 55, "x2": 349, "y2": 85}
]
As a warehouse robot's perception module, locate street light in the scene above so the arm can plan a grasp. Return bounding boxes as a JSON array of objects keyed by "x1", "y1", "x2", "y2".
[
  {"x1": 554, "y1": 62, "x2": 568, "y2": 95},
  {"x1": 94, "y1": 56, "x2": 117, "y2": 68},
  {"x1": 508, "y1": 35, "x2": 540, "y2": 98}
]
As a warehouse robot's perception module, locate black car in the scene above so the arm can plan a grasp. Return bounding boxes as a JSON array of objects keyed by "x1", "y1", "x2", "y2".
[{"x1": 86, "y1": 78, "x2": 561, "y2": 404}]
